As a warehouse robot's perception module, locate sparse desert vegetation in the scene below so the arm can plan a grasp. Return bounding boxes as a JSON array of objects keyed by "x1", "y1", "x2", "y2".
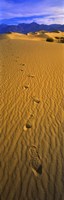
[
  {"x1": 55, "y1": 36, "x2": 60, "y2": 39},
  {"x1": 52, "y1": 30, "x2": 60, "y2": 33},
  {"x1": 46, "y1": 37, "x2": 54, "y2": 42},
  {"x1": 59, "y1": 37, "x2": 64, "y2": 43},
  {"x1": 55, "y1": 36, "x2": 64, "y2": 43}
]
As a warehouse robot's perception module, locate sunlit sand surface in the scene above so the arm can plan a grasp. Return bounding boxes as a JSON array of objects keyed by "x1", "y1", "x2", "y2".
[{"x1": 0, "y1": 33, "x2": 64, "y2": 200}]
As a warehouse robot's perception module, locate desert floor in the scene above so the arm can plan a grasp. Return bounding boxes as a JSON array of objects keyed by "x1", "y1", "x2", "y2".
[{"x1": 0, "y1": 34, "x2": 64, "y2": 200}]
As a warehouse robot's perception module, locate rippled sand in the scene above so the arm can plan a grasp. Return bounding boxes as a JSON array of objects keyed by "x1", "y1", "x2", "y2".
[{"x1": 0, "y1": 33, "x2": 64, "y2": 200}]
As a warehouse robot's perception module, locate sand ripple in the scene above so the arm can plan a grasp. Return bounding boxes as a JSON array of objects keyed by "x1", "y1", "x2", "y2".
[{"x1": 0, "y1": 37, "x2": 64, "y2": 200}]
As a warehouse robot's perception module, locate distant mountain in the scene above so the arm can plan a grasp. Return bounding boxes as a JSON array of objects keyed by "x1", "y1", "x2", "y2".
[{"x1": 0, "y1": 22, "x2": 64, "y2": 34}]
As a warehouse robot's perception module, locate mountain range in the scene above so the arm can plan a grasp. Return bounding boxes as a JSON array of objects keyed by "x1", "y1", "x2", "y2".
[{"x1": 0, "y1": 22, "x2": 64, "y2": 34}]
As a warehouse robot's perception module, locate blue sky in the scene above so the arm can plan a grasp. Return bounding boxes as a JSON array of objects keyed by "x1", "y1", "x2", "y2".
[{"x1": 0, "y1": 0, "x2": 64, "y2": 24}]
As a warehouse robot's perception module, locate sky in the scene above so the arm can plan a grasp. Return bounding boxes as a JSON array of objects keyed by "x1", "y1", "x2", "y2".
[{"x1": 0, "y1": 0, "x2": 64, "y2": 25}]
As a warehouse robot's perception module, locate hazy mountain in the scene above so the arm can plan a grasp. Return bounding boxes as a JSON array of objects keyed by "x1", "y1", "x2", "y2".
[{"x1": 0, "y1": 22, "x2": 64, "y2": 34}]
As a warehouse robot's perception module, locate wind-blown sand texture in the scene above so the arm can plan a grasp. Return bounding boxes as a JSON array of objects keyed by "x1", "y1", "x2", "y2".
[{"x1": 0, "y1": 33, "x2": 64, "y2": 200}]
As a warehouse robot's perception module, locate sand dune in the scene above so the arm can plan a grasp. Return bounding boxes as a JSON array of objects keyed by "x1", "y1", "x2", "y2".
[
  {"x1": 45, "y1": 32, "x2": 64, "y2": 42},
  {"x1": 0, "y1": 31, "x2": 64, "y2": 42},
  {"x1": 0, "y1": 33, "x2": 64, "y2": 200}
]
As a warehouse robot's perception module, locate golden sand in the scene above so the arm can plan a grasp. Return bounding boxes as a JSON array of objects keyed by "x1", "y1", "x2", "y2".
[{"x1": 0, "y1": 33, "x2": 64, "y2": 200}]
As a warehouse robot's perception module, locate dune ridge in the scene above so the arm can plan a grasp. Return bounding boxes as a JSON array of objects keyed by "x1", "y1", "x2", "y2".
[{"x1": 0, "y1": 31, "x2": 64, "y2": 42}]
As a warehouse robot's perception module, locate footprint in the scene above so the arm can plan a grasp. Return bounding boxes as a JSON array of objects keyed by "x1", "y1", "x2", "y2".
[
  {"x1": 20, "y1": 69, "x2": 23, "y2": 71},
  {"x1": 29, "y1": 146, "x2": 42, "y2": 175},
  {"x1": 26, "y1": 122, "x2": 32, "y2": 129},
  {"x1": 26, "y1": 115, "x2": 33, "y2": 129},
  {"x1": 23, "y1": 120, "x2": 32, "y2": 130},
  {"x1": 28, "y1": 74, "x2": 35, "y2": 78},
  {"x1": 23, "y1": 122, "x2": 32, "y2": 131},
  {"x1": 22, "y1": 63, "x2": 25, "y2": 66},
  {"x1": 24, "y1": 85, "x2": 29, "y2": 89},
  {"x1": 24, "y1": 114, "x2": 34, "y2": 130},
  {"x1": 20, "y1": 63, "x2": 25, "y2": 67},
  {"x1": 32, "y1": 97, "x2": 40, "y2": 104}
]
